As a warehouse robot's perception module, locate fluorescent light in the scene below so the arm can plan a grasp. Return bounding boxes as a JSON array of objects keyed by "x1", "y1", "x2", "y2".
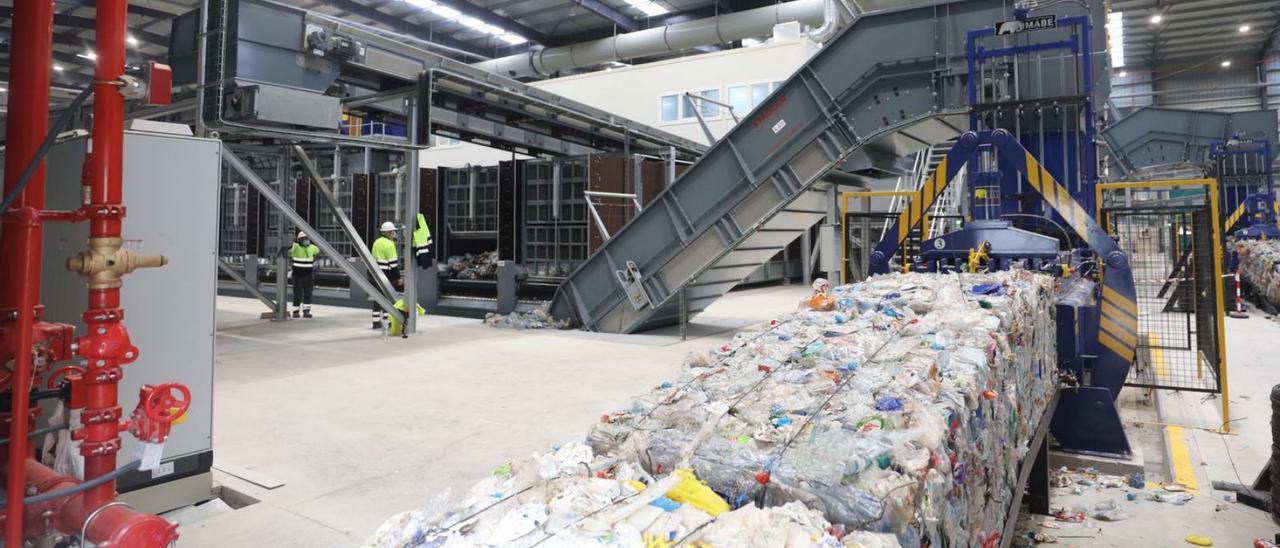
[
  {"x1": 499, "y1": 33, "x2": 526, "y2": 45},
  {"x1": 53, "y1": 64, "x2": 64, "y2": 72},
  {"x1": 1222, "y1": 60, "x2": 1232, "y2": 67},
  {"x1": 126, "y1": 34, "x2": 139, "y2": 47},
  {"x1": 1149, "y1": 13, "x2": 1162, "y2": 24},
  {"x1": 1118, "y1": 71, "x2": 1128, "y2": 78},
  {"x1": 1107, "y1": 11, "x2": 1125, "y2": 68},
  {"x1": 624, "y1": 0, "x2": 667, "y2": 16},
  {"x1": 0, "y1": 87, "x2": 8, "y2": 92},
  {"x1": 430, "y1": 5, "x2": 461, "y2": 18},
  {"x1": 481, "y1": 24, "x2": 505, "y2": 35},
  {"x1": 1240, "y1": 25, "x2": 1251, "y2": 33},
  {"x1": 405, "y1": 0, "x2": 437, "y2": 8},
  {"x1": 77, "y1": 51, "x2": 98, "y2": 61},
  {"x1": 459, "y1": 16, "x2": 487, "y2": 30}
]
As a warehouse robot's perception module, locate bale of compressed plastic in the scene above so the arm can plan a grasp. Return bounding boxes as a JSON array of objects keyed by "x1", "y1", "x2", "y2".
[
  {"x1": 1237, "y1": 239, "x2": 1280, "y2": 310},
  {"x1": 368, "y1": 270, "x2": 1057, "y2": 547},
  {"x1": 590, "y1": 270, "x2": 1057, "y2": 546}
]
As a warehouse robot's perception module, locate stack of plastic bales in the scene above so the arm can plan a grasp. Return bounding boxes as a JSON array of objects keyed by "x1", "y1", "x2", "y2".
[
  {"x1": 367, "y1": 270, "x2": 1057, "y2": 547},
  {"x1": 1237, "y1": 239, "x2": 1280, "y2": 310}
]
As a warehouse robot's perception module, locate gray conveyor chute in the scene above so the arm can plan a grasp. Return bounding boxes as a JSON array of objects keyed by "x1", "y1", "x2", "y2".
[
  {"x1": 1102, "y1": 107, "x2": 1278, "y2": 175},
  {"x1": 549, "y1": 0, "x2": 1017, "y2": 333}
]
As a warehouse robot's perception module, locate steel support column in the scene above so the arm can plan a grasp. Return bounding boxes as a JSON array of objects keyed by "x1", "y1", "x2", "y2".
[
  {"x1": 223, "y1": 146, "x2": 405, "y2": 324},
  {"x1": 402, "y1": 95, "x2": 421, "y2": 335},
  {"x1": 291, "y1": 145, "x2": 398, "y2": 301}
]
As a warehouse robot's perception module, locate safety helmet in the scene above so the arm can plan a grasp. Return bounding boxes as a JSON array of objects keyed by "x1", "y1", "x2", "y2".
[
  {"x1": 380, "y1": 221, "x2": 397, "y2": 233},
  {"x1": 297, "y1": 231, "x2": 307, "y2": 240}
]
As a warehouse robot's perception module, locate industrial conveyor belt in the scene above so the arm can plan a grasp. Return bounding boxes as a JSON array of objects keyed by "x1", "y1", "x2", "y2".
[
  {"x1": 548, "y1": 0, "x2": 1024, "y2": 333},
  {"x1": 1102, "y1": 106, "x2": 1277, "y2": 175}
]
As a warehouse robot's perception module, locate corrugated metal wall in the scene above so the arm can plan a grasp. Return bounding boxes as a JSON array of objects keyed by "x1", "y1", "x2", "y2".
[
  {"x1": 1154, "y1": 70, "x2": 1263, "y2": 112},
  {"x1": 1264, "y1": 56, "x2": 1280, "y2": 123},
  {"x1": 1111, "y1": 71, "x2": 1154, "y2": 110}
]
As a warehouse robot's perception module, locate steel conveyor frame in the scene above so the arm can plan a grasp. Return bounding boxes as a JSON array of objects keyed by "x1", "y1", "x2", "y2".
[{"x1": 548, "y1": 0, "x2": 1041, "y2": 333}]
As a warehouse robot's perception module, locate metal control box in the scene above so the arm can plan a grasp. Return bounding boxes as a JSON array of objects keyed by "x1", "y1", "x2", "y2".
[{"x1": 39, "y1": 128, "x2": 219, "y2": 512}]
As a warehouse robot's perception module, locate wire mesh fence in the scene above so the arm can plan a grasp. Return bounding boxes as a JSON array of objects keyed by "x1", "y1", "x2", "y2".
[{"x1": 1106, "y1": 206, "x2": 1221, "y2": 393}]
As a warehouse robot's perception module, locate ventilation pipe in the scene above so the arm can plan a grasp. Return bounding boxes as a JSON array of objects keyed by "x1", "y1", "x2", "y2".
[{"x1": 475, "y1": 0, "x2": 850, "y2": 79}]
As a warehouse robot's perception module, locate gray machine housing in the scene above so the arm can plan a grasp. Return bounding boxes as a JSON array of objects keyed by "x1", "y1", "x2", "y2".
[{"x1": 38, "y1": 128, "x2": 218, "y2": 513}]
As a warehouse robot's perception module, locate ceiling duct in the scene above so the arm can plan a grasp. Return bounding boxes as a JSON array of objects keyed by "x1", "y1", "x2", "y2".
[{"x1": 473, "y1": 0, "x2": 836, "y2": 79}]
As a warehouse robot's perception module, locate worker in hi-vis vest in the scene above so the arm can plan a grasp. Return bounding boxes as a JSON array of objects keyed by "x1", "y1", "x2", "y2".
[
  {"x1": 371, "y1": 221, "x2": 401, "y2": 329},
  {"x1": 290, "y1": 231, "x2": 320, "y2": 318},
  {"x1": 412, "y1": 212, "x2": 433, "y2": 268}
]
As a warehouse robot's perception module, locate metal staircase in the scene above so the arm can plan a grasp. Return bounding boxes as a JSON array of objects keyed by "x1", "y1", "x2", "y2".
[{"x1": 548, "y1": 0, "x2": 1020, "y2": 333}]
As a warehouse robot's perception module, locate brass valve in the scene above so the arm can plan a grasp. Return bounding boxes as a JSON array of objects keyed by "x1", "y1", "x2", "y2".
[{"x1": 66, "y1": 237, "x2": 167, "y2": 289}]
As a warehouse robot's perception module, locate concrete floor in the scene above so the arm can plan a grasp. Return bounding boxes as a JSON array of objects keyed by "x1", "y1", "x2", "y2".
[
  {"x1": 176, "y1": 284, "x2": 811, "y2": 547},
  {"x1": 176, "y1": 284, "x2": 1280, "y2": 547}
]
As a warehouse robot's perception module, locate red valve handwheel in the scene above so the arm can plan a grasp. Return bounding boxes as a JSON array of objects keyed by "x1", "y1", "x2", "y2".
[{"x1": 144, "y1": 383, "x2": 191, "y2": 423}]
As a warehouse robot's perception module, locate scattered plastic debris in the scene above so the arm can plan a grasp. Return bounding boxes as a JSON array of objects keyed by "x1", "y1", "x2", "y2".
[
  {"x1": 446, "y1": 251, "x2": 499, "y2": 280},
  {"x1": 1128, "y1": 471, "x2": 1145, "y2": 489},
  {"x1": 484, "y1": 306, "x2": 571, "y2": 330},
  {"x1": 1185, "y1": 534, "x2": 1213, "y2": 546},
  {"x1": 1092, "y1": 500, "x2": 1126, "y2": 521}
]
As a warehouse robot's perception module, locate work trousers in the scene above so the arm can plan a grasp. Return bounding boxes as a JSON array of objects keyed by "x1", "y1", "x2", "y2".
[{"x1": 292, "y1": 270, "x2": 314, "y2": 312}]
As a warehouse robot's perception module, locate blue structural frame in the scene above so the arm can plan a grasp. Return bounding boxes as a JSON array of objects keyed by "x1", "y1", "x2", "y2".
[
  {"x1": 1212, "y1": 140, "x2": 1280, "y2": 240},
  {"x1": 868, "y1": 12, "x2": 1136, "y2": 456}
]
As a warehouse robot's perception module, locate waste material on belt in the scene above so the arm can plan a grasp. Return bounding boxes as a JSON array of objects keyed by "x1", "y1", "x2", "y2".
[
  {"x1": 484, "y1": 306, "x2": 571, "y2": 330},
  {"x1": 1236, "y1": 239, "x2": 1280, "y2": 310},
  {"x1": 447, "y1": 251, "x2": 499, "y2": 280},
  {"x1": 366, "y1": 270, "x2": 1058, "y2": 547}
]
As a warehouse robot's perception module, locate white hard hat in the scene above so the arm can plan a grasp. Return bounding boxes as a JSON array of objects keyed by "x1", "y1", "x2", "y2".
[
  {"x1": 297, "y1": 231, "x2": 307, "y2": 239},
  {"x1": 380, "y1": 221, "x2": 397, "y2": 233}
]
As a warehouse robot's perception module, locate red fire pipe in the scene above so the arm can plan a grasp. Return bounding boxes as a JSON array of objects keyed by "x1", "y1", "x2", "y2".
[
  {"x1": 81, "y1": 0, "x2": 129, "y2": 510},
  {"x1": 0, "y1": 458, "x2": 174, "y2": 544},
  {"x1": 0, "y1": 1, "x2": 54, "y2": 545},
  {"x1": 0, "y1": 0, "x2": 178, "y2": 544}
]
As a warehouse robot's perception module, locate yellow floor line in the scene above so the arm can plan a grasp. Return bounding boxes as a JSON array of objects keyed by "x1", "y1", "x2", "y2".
[
  {"x1": 1150, "y1": 332, "x2": 1166, "y2": 378},
  {"x1": 1165, "y1": 425, "x2": 1200, "y2": 493}
]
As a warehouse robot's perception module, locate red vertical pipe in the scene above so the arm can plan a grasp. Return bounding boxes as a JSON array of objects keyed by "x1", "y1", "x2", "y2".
[
  {"x1": 0, "y1": 1, "x2": 53, "y2": 546},
  {"x1": 82, "y1": 0, "x2": 128, "y2": 508}
]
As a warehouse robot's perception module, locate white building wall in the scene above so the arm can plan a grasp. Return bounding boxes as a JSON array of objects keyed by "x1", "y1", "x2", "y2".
[{"x1": 419, "y1": 37, "x2": 819, "y2": 168}]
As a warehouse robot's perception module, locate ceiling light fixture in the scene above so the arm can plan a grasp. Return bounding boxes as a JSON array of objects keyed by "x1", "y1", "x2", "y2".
[
  {"x1": 624, "y1": 0, "x2": 667, "y2": 16},
  {"x1": 1118, "y1": 71, "x2": 1128, "y2": 78},
  {"x1": 405, "y1": 0, "x2": 437, "y2": 8},
  {"x1": 1149, "y1": 13, "x2": 1162, "y2": 24},
  {"x1": 126, "y1": 34, "x2": 139, "y2": 47},
  {"x1": 53, "y1": 64, "x2": 64, "y2": 72},
  {"x1": 429, "y1": 5, "x2": 461, "y2": 18},
  {"x1": 1240, "y1": 25, "x2": 1251, "y2": 33},
  {"x1": 499, "y1": 34, "x2": 526, "y2": 45},
  {"x1": 78, "y1": 51, "x2": 98, "y2": 61},
  {"x1": 1222, "y1": 60, "x2": 1232, "y2": 67}
]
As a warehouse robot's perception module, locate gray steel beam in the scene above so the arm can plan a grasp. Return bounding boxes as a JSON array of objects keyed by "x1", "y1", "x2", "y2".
[
  {"x1": 314, "y1": 0, "x2": 492, "y2": 60},
  {"x1": 217, "y1": 257, "x2": 277, "y2": 311},
  {"x1": 570, "y1": 0, "x2": 637, "y2": 32},
  {"x1": 54, "y1": 0, "x2": 176, "y2": 20},
  {"x1": 0, "y1": 7, "x2": 169, "y2": 47},
  {"x1": 223, "y1": 145, "x2": 406, "y2": 325},
  {"x1": 440, "y1": 1, "x2": 554, "y2": 46},
  {"x1": 291, "y1": 144, "x2": 400, "y2": 302}
]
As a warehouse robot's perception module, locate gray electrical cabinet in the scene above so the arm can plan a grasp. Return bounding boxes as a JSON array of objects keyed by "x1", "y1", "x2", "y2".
[{"x1": 39, "y1": 126, "x2": 218, "y2": 513}]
